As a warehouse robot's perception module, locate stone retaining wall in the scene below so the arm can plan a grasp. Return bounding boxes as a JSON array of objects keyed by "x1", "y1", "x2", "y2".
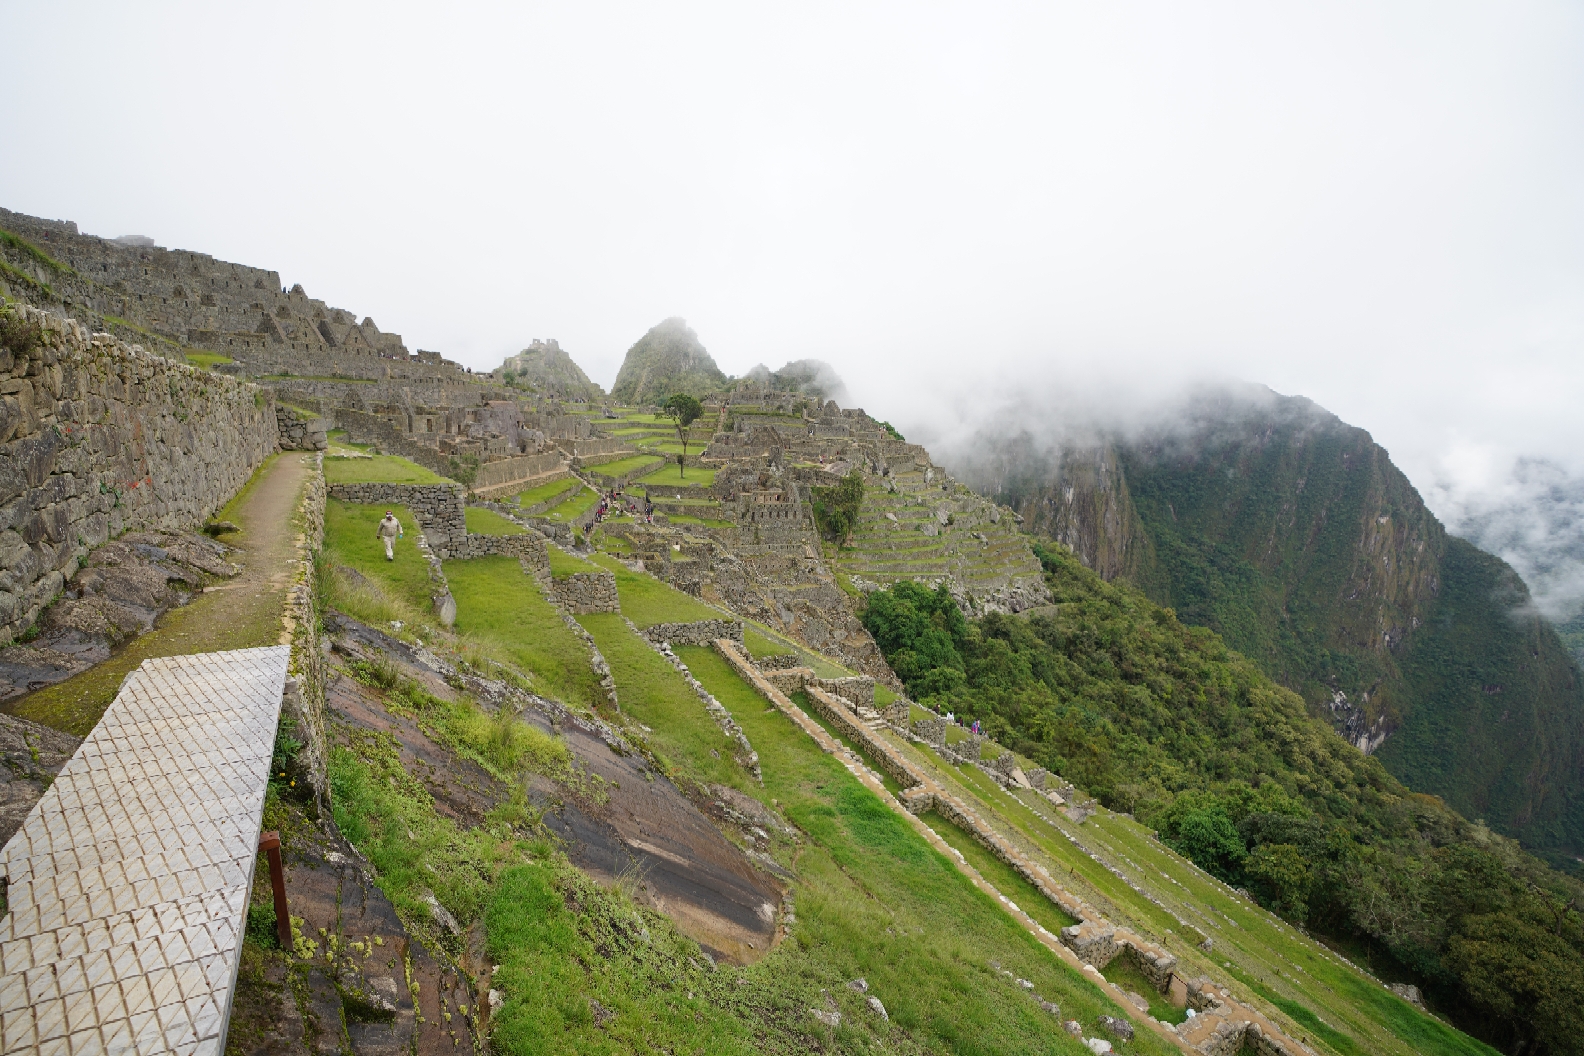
[
  {"x1": 641, "y1": 619, "x2": 743, "y2": 647},
  {"x1": 454, "y1": 530, "x2": 549, "y2": 572},
  {"x1": 275, "y1": 406, "x2": 330, "y2": 450},
  {"x1": 808, "y1": 675, "x2": 874, "y2": 708},
  {"x1": 551, "y1": 571, "x2": 619, "y2": 614},
  {"x1": 282, "y1": 453, "x2": 330, "y2": 807},
  {"x1": 326, "y1": 482, "x2": 467, "y2": 553},
  {"x1": 0, "y1": 306, "x2": 278, "y2": 643},
  {"x1": 472, "y1": 451, "x2": 568, "y2": 497}
]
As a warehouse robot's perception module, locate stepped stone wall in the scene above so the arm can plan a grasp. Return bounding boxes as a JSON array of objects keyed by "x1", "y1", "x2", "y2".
[
  {"x1": 455, "y1": 531, "x2": 548, "y2": 570},
  {"x1": 472, "y1": 451, "x2": 567, "y2": 497},
  {"x1": 0, "y1": 306, "x2": 277, "y2": 643}
]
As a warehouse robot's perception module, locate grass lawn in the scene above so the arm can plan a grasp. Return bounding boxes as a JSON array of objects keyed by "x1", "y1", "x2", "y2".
[
  {"x1": 465, "y1": 507, "x2": 525, "y2": 535},
  {"x1": 185, "y1": 350, "x2": 233, "y2": 370},
  {"x1": 444, "y1": 556, "x2": 604, "y2": 710},
  {"x1": 325, "y1": 454, "x2": 447, "y2": 485},
  {"x1": 585, "y1": 454, "x2": 667, "y2": 479},
  {"x1": 547, "y1": 545, "x2": 600, "y2": 578},
  {"x1": 666, "y1": 513, "x2": 736, "y2": 528},
  {"x1": 577, "y1": 615, "x2": 746, "y2": 789},
  {"x1": 324, "y1": 500, "x2": 436, "y2": 618},
  {"x1": 517, "y1": 478, "x2": 581, "y2": 507},
  {"x1": 744, "y1": 628, "x2": 795, "y2": 659},
  {"x1": 586, "y1": 554, "x2": 722, "y2": 627},
  {"x1": 541, "y1": 488, "x2": 599, "y2": 522},
  {"x1": 636, "y1": 466, "x2": 717, "y2": 488}
]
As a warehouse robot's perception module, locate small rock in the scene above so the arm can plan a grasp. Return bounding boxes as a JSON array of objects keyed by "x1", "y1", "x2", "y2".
[
  {"x1": 420, "y1": 891, "x2": 460, "y2": 935},
  {"x1": 1016, "y1": 977, "x2": 1033, "y2": 990},
  {"x1": 1097, "y1": 1015, "x2": 1134, "y2": 1042},
  {"x1": 1064, "y1": 1020, "x2": 1083, "y2": 1035},
  {"x1": 590, "y1": 998, "x2": 616, "y2": 1026},
  {"x1": 488, "y1": 989, "x2": 504, "y2": 1013},
  {"x1": 810, "y1": 1008, "x2": 842, "y2": 1028},
  {"x1": 1198, "y1": 938, "x2": 1214, "y2": 952},
  {"x1": 1085, "y1": 1040, "x2": 1113, "y2": 1055},
  {"x1": 1039, "y1": 1000, "x2": 1061, "y2": 1015},
  {"x1": 867, "y1": 996, "x2": 888, "y2": 1020},
  {"x1": 847, "y1": 978, "x2": 869, "y2": 993},
  {"x1": 1389, "y1": 982, "x2": 1426, "y2": 1009}
]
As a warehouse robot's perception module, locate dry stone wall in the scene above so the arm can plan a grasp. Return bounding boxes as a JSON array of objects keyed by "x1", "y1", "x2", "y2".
[
  {"x1": 0, "y1": 306, "x2": 277, "y2": 643},
  {"x1": 551, "y1": 571, "x2": 619, "y2": 614},
  {"x1": 472, "y1": 451, "x2": 568, "y2": 498},
  {"x1": 641, "y1": 619, "x2": 743, "y2": 647}
]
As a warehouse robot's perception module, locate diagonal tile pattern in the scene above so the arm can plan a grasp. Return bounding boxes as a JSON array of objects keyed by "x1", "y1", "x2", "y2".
[{"x1": 0, "y1": 646, "x2": 290, "y2": 1056}]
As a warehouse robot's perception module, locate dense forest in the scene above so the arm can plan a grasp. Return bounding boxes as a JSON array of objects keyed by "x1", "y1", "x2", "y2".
[{"x1": 860, "y1": 543, "x2": 1584, "y2": 1055}]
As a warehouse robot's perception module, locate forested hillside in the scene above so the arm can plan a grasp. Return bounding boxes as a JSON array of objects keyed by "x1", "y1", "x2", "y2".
[
  {"x1": 959, "y1": 389, "x2": 1584, "y2": 863},
  {"x1": 860, "y1": 546, "x2": 1584, "y2": 1054}
]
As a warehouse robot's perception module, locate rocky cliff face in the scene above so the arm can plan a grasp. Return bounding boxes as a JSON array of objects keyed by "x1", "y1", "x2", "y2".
[
  {"x1": 953, "y1": 387, "x2": 1584, "y2": 862},
  {"x1": 609, "y1": 317, "x2": 728, "y2": 405}
]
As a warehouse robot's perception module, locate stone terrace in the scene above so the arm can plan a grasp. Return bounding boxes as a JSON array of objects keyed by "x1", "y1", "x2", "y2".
[{"x1": 0, "y1": 646, "x2": 290, "y2": 1056}]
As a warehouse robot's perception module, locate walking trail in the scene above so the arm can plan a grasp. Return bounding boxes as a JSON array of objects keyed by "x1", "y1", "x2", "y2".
[{"x1": 3, "y1": 453, "x2": 312, "y2": 736}]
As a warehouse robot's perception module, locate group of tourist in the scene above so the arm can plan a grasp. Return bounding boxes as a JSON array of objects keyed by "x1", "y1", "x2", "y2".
[
  {"x1": 941, "y1": 711, "x2": 981, "y2": 736},
  {"x1": 594, "y1": 486, "x2": 656, "y2": 525}
]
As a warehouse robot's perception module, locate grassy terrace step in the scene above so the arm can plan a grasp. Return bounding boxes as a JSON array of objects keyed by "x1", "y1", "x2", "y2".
[
  {"x1": 665, "y1": 645, "x2": 1180, "y2": 1055},
  {"x1": 465, "y1": 507, "x2": 526, "y2": 535},
  {"x1": 540, "y1": 487, "x2": 599, "y2": 523},
  {"x1": 516, "y1": 477, "x2": 581, "y2": 508},
  {"x1": 547, "y1": 544, "x2": 600, "y2": 578},
  {"x1": 584, "y1": 453, "x2": 667, "y2": 479},
  {"x1": 636, "y1": 466, "x2": 717, "y2": 488},
  {"x1": 586, "y1": 553, "x2": 723, "y2": 627},
  {"x1": 325, "y1": 500, "x2": 434, "y2": 615},
  {"x1": 325, "y1": 453, "x2": 448, "y2": 486},
  {"x1": 872, "y1": 731, "x2": 1492, "y2": 1056},
  {"x1": 443, "y1": 555, "x2": 604, "y2": 709}
]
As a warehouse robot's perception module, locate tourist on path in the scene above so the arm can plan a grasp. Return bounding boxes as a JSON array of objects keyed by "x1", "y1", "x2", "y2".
[{"x1": 376, "y1": 511, "x2": 402, "y2": 560}]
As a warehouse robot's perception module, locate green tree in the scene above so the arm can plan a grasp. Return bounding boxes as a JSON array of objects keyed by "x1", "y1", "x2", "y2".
[
  {"x1": 811, "y1": 470, "x2": 864, "y2": 547},
  {"x1": 661, "y1": 393, "x2": 704, "y2": 478}
]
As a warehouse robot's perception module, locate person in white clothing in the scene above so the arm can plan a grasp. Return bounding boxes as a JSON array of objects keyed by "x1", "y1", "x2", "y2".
[{"x1": 376, "y1": 511, "x2": 402, "y2": 560}]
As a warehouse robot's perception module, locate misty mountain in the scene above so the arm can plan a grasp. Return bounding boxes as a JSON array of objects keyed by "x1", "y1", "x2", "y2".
[
  {"x1": 948, "y1": 386, "x2": 1584, "y2": 865},
  {"x1": 739, "y1": 358, "x2": 850, "y2": 404},
  {"x1": 608, "y1": 317, "x2": 728, "y2": 405},
  {"x1": 1433, "y1": 457, "x2": 1584, "y2": 665},
  {"x1": 493, "y1": 338, "x2": 605, "y2": 400}
]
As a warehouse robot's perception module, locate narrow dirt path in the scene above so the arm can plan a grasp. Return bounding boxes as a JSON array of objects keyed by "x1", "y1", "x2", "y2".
[{"x1": 3, "y1": 452, "x2": 313, "y2": 735}]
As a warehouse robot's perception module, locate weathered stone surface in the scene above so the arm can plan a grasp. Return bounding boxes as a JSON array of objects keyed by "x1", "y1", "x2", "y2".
[
  {"x1": 552, "y1": 571, "x2": 619, "y2": 614},
  {"x1": 0, "y1": 307, "x2": 276, "y2": 644},
  {"x1": 0, "y1": 712, "x2": 78, "y2": 845},
  {"x1": 0, "y1": 530, "x2": 240, "y2": 700},
  {"x1": 643, "y1": 619, "x2": 743, "y2": 647}
]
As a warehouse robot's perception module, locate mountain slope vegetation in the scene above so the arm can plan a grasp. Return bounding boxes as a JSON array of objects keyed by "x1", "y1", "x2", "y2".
[
  {"x1": 860, "y1": 546, "x2": 1584, "y2": 1055},
  {"x1": 961, "y1": 388, "x2": 1584, "y2": 863}
]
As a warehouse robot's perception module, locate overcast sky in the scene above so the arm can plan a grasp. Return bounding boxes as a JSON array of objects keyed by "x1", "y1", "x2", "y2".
[{"x1": 4, "y1": 1, "x2": 1582, "y2": 521}]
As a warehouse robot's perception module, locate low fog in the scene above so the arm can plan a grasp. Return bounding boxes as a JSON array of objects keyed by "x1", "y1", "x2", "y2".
[{"x1": 2, "y1": 2, "x2": 1581, "y2": 610}]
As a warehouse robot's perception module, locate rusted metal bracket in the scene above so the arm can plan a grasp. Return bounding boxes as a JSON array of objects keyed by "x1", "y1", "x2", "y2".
[{"x1": 258, "y1": 831, "x2": 291, "y2": 949}]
